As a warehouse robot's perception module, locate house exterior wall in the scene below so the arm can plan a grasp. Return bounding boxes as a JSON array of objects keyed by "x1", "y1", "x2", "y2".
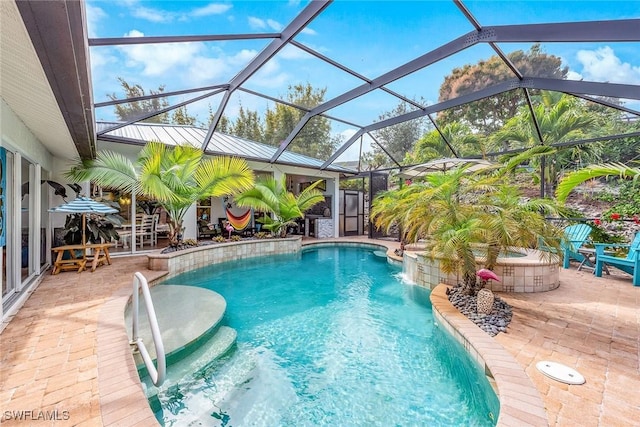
[{"x1": 1, "y1": 98, "x2": 57, "y2": 325}]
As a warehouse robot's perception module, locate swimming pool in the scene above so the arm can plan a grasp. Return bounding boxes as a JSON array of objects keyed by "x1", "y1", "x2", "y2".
[{"x1": 147, "y1": 244, "x2": 499, "y2": 426}]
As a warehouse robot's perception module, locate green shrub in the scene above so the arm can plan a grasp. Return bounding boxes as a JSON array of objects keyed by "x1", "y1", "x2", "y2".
[
  {"x1": 588, "y1": 224, "x2": 625, "y2": 245},
  {"x1": 601, "y1": 181, "x2": 640, "y2": 219}
]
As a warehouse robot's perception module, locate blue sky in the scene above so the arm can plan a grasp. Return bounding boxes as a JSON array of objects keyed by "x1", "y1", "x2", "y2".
[{"x1": 86, "y1": 0, "x2": 640, "y2": 161}]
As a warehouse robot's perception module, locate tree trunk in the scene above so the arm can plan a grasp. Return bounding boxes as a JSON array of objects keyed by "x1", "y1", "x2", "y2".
[
  {"x1": 462, "y1": 271, "x2": 477, "y2": 296},
  {"x1": 167, "y1": 219, "x2": 183, "y2": 246}
]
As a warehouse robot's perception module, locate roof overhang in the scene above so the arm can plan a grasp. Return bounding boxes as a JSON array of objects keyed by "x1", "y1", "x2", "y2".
[{"x1": 9, "y1": 0, "x2": 95, "y2": 160}]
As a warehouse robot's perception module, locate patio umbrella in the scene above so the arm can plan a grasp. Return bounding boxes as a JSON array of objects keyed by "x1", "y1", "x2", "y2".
[
  {"x1": 396, "y1": 158, "x2": 495, "y2": 179},
  {"x1": 49, "y1": 196, "x2": 118, "y2": 245}
]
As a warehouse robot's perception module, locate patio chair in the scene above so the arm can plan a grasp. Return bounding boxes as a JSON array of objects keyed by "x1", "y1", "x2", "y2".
[
  {"x1": 540, "y1": 223, "x2": 592, "y2": 269},
  {"x1": 594, "y1": 232, "x2": 640, "y2": 286},
  {"x1": 136, "y1": 214, "x2": 158, "y2": 248}
]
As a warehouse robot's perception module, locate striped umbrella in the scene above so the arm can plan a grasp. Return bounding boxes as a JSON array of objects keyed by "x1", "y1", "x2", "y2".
[{"x1": 49, "y1": 196, "x2": 118, "y2": 245}]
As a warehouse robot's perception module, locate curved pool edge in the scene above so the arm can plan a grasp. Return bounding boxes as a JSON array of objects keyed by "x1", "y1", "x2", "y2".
[
  {"x1": 430, "y1": 284, "x2": 549, "y2": 427},
  {"x1": 301, "y1": 238, "x2": 403, "y2": 266},
  {"x1": 147, "y1": 236, "x2": 303, "y2": 279},
  {"x1": 96, "y1": 268, "x2": 168, "y2": 427}
]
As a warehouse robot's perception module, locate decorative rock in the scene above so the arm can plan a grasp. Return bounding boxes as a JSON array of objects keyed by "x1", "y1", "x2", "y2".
[{"x1": 447, "y1": 285, "x2": 513, "y2": 337}]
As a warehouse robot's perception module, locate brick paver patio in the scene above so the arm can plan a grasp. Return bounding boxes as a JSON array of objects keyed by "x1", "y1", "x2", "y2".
[
  {"x1": 1, "y1": 240, "x2": 638, "y2": 426},
  {"x1": 496, "y1": 267, "x2": 640, "y2": 426}
]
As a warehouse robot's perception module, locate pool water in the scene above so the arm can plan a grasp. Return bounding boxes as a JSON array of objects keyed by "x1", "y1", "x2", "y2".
[{"x1": 149, "y1": 245, "x2": 499, "y2": 426}]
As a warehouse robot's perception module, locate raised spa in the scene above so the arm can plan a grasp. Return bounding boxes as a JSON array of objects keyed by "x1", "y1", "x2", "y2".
[{"x1": 403, "y1": 247, "x2": 560, "y2": 293}]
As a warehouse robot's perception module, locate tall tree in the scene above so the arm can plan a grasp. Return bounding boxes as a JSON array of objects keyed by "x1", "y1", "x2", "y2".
[
  {"x1": 438, "y1": 44, "x2": 567, "y2": 134},
  {"x1": 264, "y1": 83, "x2": 337, "y2": 159},
  {"x1": 208, "y1": 84, "x2": 337, "y2": 160},
  {"x1": 108, "y1": 77, "x2": 170, "y2": 123},
  {"x1": 370, "y1": 101, "x2": 428, "y2": 166},
  {"x1": 232, "y1": 106, "x2": 264, "y2": 142},
  {"x1": 171, "y1": 105, "x2": 197, "y2": 125}
]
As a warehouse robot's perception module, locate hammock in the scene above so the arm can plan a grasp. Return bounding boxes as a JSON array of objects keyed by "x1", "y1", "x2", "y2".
[{"x1": 225, "y1": 207, "x2": 252, "y2": 231}]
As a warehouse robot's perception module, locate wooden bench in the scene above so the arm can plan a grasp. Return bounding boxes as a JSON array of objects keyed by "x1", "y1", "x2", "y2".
[{"x1": 51, "y1": 243, "x2": 114, "y2": 275}]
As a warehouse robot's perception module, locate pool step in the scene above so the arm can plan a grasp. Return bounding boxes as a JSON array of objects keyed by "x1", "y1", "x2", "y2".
[
  {"x1": 144, "y1": 325, "x2": 238, "y2": 396},
  {"x1": 125, "y1": 284, "x2": 231, "y2": 379}
]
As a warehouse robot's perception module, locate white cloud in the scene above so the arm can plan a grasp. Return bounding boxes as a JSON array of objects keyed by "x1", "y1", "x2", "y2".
[
  {"x1": 228, "y1": 49, "x2": 259, "y2": 66},
  {"x1": 301, "y1": 27, "x2": 317, "y2": 36},
  {"x1": 278, "y1": 44, "x2": 309, "y2": 60},
  {"x1": 566, "y1": 70, "x2": 583, "y2": 81},
  {"x1": 186, "y1": 57, "x2": 232, "y2": 85},
  {"x1": 250, "y1": 58, "x2": 291, "y2": 89},
  {"x1": 248, "y1": 16, "x2": 267, "y2": 30},
  {"x1": 575, "y1": 46, "x2": 640, "y2": 84},
  {"x1": 119, "y1": 30, "x2": 203, "y2": 76},
  {"x1": 126, "y1": 2, "x2": 232, "y2": 24},
  {"x1": 266, "y1": 19, "x2": 283, "y2": 31},
  {"x1": 131, "y1": 6, "x2": 171, "y2": 23},
  {"x1": 248, "y1": 17, "x2": 283, "y2": 32},
  {"x1": 85, "y1": 4, "x2": 107, "y2": 38},
  {"x1": 88, "y1": 48, "x2": 112, "y2": 70},
  {"x1": 191, "y1": 3, "x2": 232, "y2": 17},
  {"x1": 186, "y1": 49, "x2": 257, "y2": 85}
]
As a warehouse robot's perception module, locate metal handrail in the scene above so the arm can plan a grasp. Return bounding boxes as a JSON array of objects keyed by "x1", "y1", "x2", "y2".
[{"x1": 130, "y1": 272, "x2": 166, "y2": 386}]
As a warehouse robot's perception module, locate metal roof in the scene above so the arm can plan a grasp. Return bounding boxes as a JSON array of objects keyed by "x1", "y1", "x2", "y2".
[{"x1": 96, "y1": 121, "x2": 357, "y2": 174}]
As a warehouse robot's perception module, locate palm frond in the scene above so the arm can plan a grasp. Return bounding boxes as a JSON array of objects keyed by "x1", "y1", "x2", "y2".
[
  {"x1": 556, "y1": 163, "x2": 640, "y2": 203},
  {"x1": 64, "y1": 151, "x2": 139, "y2": 193}
]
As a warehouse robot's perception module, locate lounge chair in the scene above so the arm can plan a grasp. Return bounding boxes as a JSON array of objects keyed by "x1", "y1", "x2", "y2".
[
  {"x1": 594, "y1": 232, "x2": 640, "y2": 286},
  {"x1": 540, "y1": 223, "x2": 592, "y2": 269}
]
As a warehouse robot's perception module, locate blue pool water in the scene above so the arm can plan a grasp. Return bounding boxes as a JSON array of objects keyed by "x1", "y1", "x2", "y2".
[{"x1": 149, "y1": 245, "x2": 499, "y2": 426}]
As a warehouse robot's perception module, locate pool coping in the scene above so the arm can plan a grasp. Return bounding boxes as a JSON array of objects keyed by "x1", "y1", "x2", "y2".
[
  {"x1": 98, "y1": 238, "x2": 547, "y2": 426},
  {"x1": 430, "y1": 284, "x2": 548, "y2": 426}
]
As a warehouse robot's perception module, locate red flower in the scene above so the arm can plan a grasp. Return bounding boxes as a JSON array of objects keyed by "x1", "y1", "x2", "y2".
[
  {"x1": 611, "y1": 212, "x2": 621, "y2": 220},
  {"x1": 634, "y1": 215, "x2": 639, "y2": 224},
  {"x1": 405, "y1": 179, "x2": 412, "y2": 186},
  {"x1": 594, "y1": 219, "x2": 601, "y2": 225}
]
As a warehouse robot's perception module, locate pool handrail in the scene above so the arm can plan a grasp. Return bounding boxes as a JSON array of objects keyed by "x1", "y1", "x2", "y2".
[{"x1": 130, "y1": 272, "x2": 166, "y2": 386}]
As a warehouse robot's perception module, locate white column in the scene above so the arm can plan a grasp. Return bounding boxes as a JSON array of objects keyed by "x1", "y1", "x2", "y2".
[
  {"x1": 32, "y1": 164, "x2": 41, "y2": 272},
  {"x1": 330, "y1": 177, "x2": 339, "y2": 237},
  {"x1": 12, "y1": 153, "x2": 21, "y2": 291},
  {"x1": 183, "y1": 203, "x2": 197, "y2": 240}
]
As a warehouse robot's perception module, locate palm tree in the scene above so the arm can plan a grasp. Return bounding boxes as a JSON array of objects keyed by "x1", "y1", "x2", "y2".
[
  {"x1": 371, "y1": 163, "x2": 565, "y2": 294},
  {"x1": 404, "y1": 122, "x2": 487, "y2": 165},
  {"x1": 234, "y1": 176, "x2": 325, "y2": 237},
  {"x1": 65, "y1": 141, "x2": 254, "y2": 246},
  {"x1": 492, "y1": 93, "x2": 599, "y2": 195}
]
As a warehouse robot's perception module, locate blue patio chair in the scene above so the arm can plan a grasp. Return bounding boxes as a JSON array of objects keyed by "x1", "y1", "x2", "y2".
[
  {"x1": 540, "y1": 223, "x2": 592, "y2": 269},
  {"x1": 594, "y1": 232, "x2": 640, "y2": 286}
]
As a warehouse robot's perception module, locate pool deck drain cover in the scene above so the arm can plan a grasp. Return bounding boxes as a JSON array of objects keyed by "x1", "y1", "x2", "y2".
[{"x1": 536, "y1": 361, "x2": 585, "y2": 385}]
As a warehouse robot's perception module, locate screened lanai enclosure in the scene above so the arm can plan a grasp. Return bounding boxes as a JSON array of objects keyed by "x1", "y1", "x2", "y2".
[{"x1": 17, "y1": 0, "x2": 640, "y2": 196}]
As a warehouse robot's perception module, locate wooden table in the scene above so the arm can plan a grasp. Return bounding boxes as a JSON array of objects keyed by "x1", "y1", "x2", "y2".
[
  {"x1": 577, "y1": 247, "x2": 612, "y2": 275},
  {"x1": 52, "y1": 243, "x2": 114, "y2": 274}
]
